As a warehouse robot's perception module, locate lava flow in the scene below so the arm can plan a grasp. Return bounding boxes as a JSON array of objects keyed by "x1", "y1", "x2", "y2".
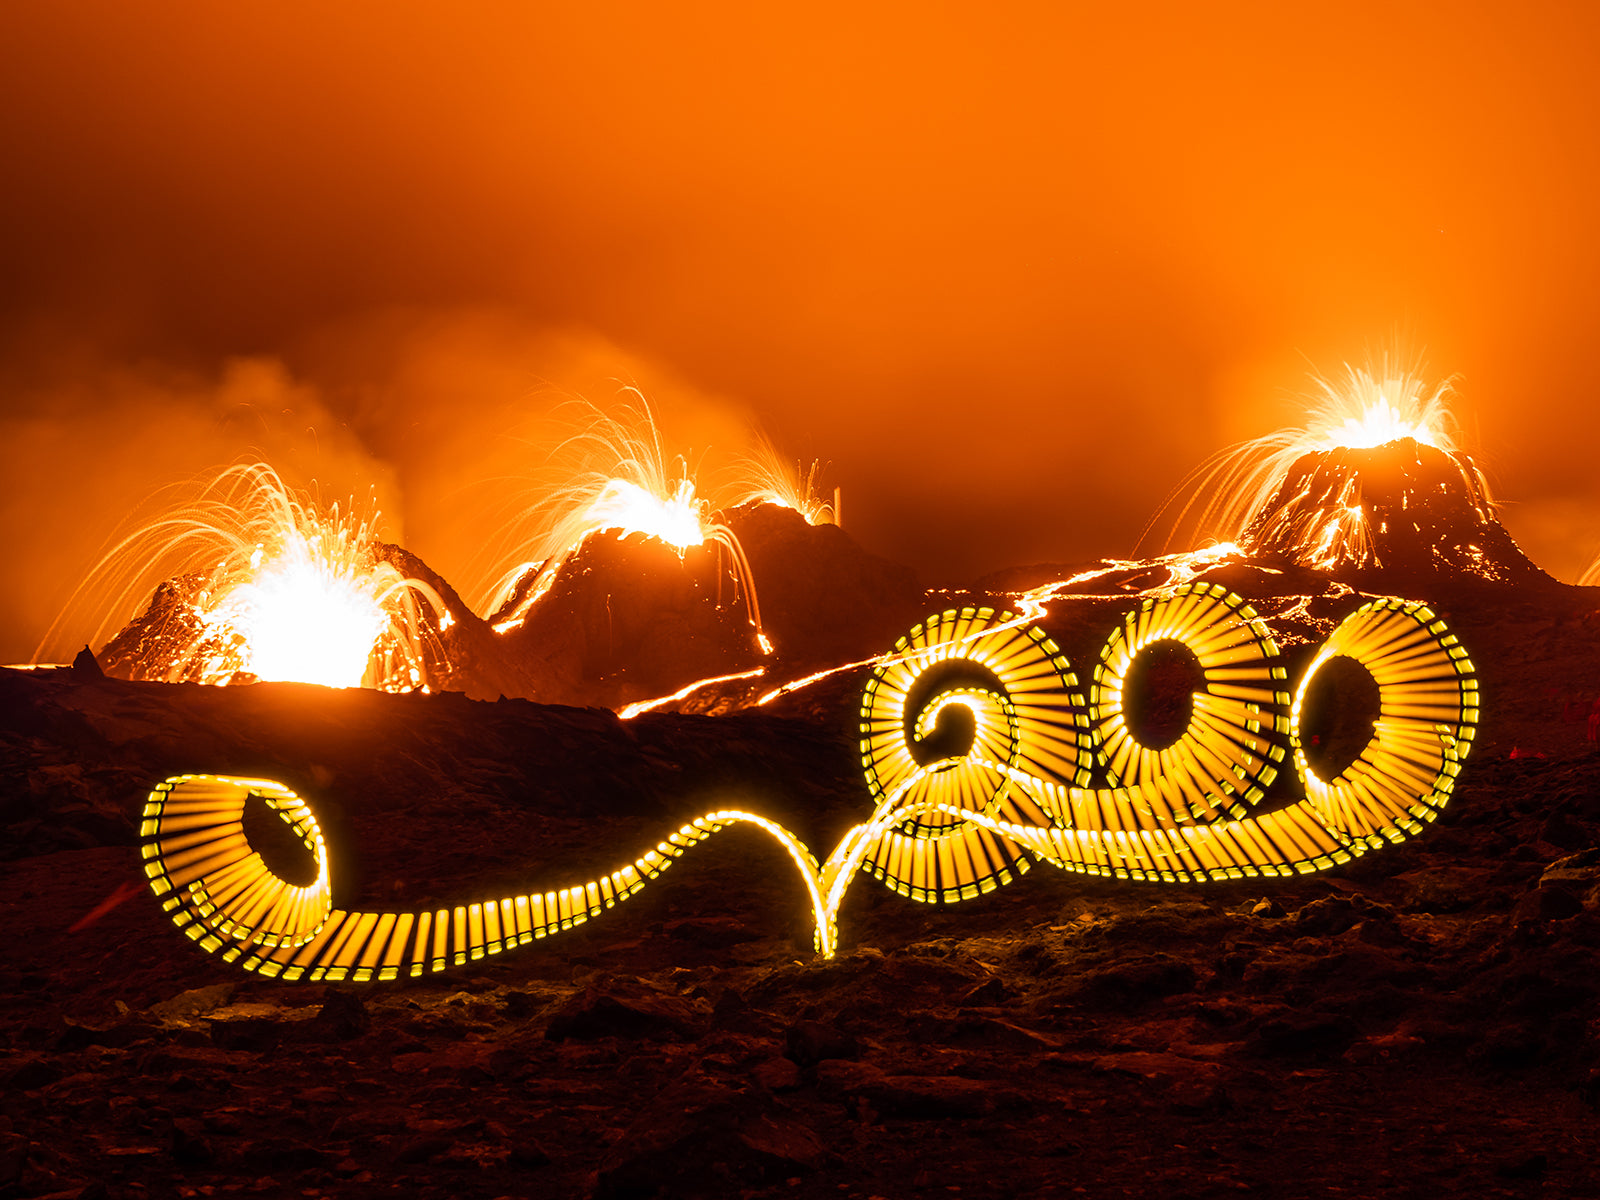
[{"x1": 41, "y1": 463, "x2": 446, "y2": 690}]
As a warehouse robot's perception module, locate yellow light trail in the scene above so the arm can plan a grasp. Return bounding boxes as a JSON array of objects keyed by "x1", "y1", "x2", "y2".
[{"x1": 137, "y1": 592, "x2": 1477, "y2": 979}]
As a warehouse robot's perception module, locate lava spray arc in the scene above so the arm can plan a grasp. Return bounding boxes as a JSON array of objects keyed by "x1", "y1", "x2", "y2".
[
  {"x1": 475, "y1": 396, "x2": 805, "y2": 651},
  {"x1": 718, "y1": 431, "x2": 838, "y2": 528},
  {"x1": 1144, "y1": 361, "x2": 1499, "y2": 574},
  {"x1": 37, "y1": 462, "x2": 447, "y2": 691}
]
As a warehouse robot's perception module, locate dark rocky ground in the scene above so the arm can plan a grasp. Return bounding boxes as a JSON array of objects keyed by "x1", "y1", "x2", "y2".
[{"x1": 5, "y1": 575, "x2": 1600, "y2": 1200}]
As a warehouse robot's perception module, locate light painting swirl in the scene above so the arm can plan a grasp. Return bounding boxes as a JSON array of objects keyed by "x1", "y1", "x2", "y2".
[
  {"x1": 143, "y1": 776, "x2": 828, "y2": 979},
  {"x1": 138, "y1": 591, "x2": 1478, "y2": 979},
  {"x1": 1090, "y1": 582, "x2": 1289, "y2": 823},
  {"x1": 857, "y1": 606, "x2": 1092, "y2": 902}
]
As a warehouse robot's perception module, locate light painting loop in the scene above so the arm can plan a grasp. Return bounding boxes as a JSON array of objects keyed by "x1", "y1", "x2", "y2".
[
  {"x1": 140, "y1": 776, "x2": 834, "y2": 980},
  {"x1": 138, "y1": 595, "x2": 1481, "y2": 980},
  {"x1": 1289, "y1": 598, "x2": 1478, "y2": 847},
  {"x1": 1090, "y1": 583, "x2": 1290, "y2": 823},
  {"x1": 858, "y1": 606, "x2": 1091, "y2": 903},
  {"x1": 141, "y1": 776, "x2": 333, "y2": 952}
]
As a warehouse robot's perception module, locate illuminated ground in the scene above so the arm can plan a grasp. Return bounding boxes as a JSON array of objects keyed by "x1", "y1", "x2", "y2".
[{"x1": 3, "y1": 563, "x2": 1600, "y2": 1199}]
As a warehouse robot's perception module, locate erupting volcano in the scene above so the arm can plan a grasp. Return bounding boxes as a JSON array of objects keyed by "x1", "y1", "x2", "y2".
[
  {"x1": 42, "y1": 463, "x2": 449, "y2": 691},
  {"x1": 477, "y1": 398, "x2": 765, "y2": 646},
  {"x1": 464, "y1": 400, "x2": 913, "y2": 710},
  {"x1": 1148, "y1": 364, "x2": 1546, "y2": 585}
]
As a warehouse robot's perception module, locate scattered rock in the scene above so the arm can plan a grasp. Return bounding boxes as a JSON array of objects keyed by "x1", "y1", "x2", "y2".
[
  {"x1": 1511, "y1": 886, "x2": 1584, "y2": 925},
  {"x1": 751, "y1": 1055, "x2": 801, "y2": 1092},
  {"x1": 1069, "y1": 954, "x2": 1198, "y2": 1009},
  {"x1": 783, "y1": 1020, "x2": 858, "y2": 1068},
  {"x1": 5, "y1": 1058, "x2": 62, "y2": 1091},
  {"x1": 1242, "y1": 1011, "x2": 1357, "y2": 1059},
  {"x1": 594, "y1": 1078, "x2": 825, "y2": 1199},
  {"x1": 545, "y1": 984, "x2": 703, "y2": 1042},
  {"x1": 305, "y1": 990, "x2": 370, "y2": 1042},
  {"x1": 150, "y1": 983, "x2": 236, "y2": 1021},
  {"x1": 1541, "y1": 849, "x2": 1600, "y2": 888},
  {"x1": 1291, "y1": 895, "x2": 1392, "y2": 936},
  {"x1": 1496, "y1": 1152, "x2": 1548, "y2": 1180},
  {"x1": 0, "y1": 1133, "x2": 29, "y2": 1186},
  {"x1": 395, "y1": 1135, "x2": 455, "y2": 1165},
  {"x1": 169, "y1": 1117, "x2": 213, "y2": 1165},
  {"x1": 815, "y1": 1060, "x2": 1020, "y2": 1119}
]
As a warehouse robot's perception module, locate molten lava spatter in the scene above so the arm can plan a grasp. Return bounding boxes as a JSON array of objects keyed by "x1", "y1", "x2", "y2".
[
  {"x1": 1581, "y1": 550, "x2": 1600, "y2": 588},
  {"x1": 721, "y1": 432, "x2": 838, "y2": 527},
  {"x1": 1141, "y1": 363, "x2": 1539, "y2": 580},
  {"x1": 478, "y1": 397, "x2": 768, "y2": 656},
  {"x1": 1240, "y1": 436, "x2": 1514, "y2": 576},
  {"x1": 49, "y1": 464, "x2": 446, "y2": 690}
]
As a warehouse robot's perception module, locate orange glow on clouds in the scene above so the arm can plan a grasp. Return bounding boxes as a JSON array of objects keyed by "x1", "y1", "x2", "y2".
[{"x1": 3, "y1": 2, "x2": 1600, "y2": 662}]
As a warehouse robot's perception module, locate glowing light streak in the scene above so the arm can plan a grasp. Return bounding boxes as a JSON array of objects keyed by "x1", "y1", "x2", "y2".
[
  {"x1": 143, "y1": 775, "x2": 828, "y2": 980},
  {"x1": 1290, "y1": 599, "x2": 1477, "y2": 846},
  {"x1": 857, "y1": 606, "x2": 1092, "y2": 901},
  {"x1": 139, "y1": 594, "x2": 1477, "y2": 979},
  {"x1": 1090, "y1": 583, "x2": 1289, "y2": 823}
]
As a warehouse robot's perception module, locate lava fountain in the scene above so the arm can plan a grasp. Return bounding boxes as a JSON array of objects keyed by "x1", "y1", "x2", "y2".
[
  {"x1": 1581, "y1": 547, "x2": 1600, "y2": 587},
  {"x1": 480, "y1": 397, "x2": 768, "y2": 652},
  {"x1": 720, "y1": 431, "x2": 838, "y2": 526},
  {"x1": 1143, "y1": 362, "x2": 1530, "y2": 579},
  {"x1": 41, "y1": 463, "x2": 446, "y2": 690}
]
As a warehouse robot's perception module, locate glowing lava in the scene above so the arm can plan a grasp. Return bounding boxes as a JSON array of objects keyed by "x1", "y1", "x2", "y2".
[
  {"x1": 723, "y1": 432, "x2": 838, "y2": 526},
  {"x1": 1308, "y1": 370, "x2": 1451, "y2": 451},
  {"x1": 42, "y1": 463, "x2": 444, "y2": 690},
  {"x1": 582, "y1": 477, "x2": 708, "y2": 551},
  {"x1": 1143, "y1": 362, "x2": 1499, "y2": 574},
  {"x1": 479, "y1": 396, "x2": 769, "y2": 653}
]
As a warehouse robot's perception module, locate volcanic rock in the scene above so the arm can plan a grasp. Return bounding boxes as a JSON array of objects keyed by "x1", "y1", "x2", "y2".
[
  {"x1": 7, "y1": 567, "x2": 1600, "y2": 1199},
  {"x1": 1243, "y1": 437, "x2": 1552, "y2": 585},
  {"x1": 371, "y1": 541, "x2": 543, "y2": 701},
  {"x1": 70, "y1": 645, "x2": 103, "y2": 679},
  {"x1": 594, "y1": 1077, "x2": 826, "y2": 1198},
  {"x1": 97, "y1": 574, "x2": 212, "y2": 683},
  {"x1": 493, "y1": 530, "x2": 763, "y2": 709},
  {"x1": 723, "y1": 501, "x2": 927, "y2": 667}
]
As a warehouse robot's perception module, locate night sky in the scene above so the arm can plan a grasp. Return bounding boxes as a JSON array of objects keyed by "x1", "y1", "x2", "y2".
[{"x1": 3, "y1": 3, "x2": 1599, "y2": 664}]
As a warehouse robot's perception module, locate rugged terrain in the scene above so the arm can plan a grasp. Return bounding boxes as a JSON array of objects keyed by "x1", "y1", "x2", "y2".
[{"x1": 4, "y1": 571, "x2": 1600, "y2": 1200}]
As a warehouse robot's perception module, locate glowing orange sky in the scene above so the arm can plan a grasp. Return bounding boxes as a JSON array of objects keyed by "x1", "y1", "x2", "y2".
[{"x1": 3, "y1": 3, "x2": 1599, "y2": 662}]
